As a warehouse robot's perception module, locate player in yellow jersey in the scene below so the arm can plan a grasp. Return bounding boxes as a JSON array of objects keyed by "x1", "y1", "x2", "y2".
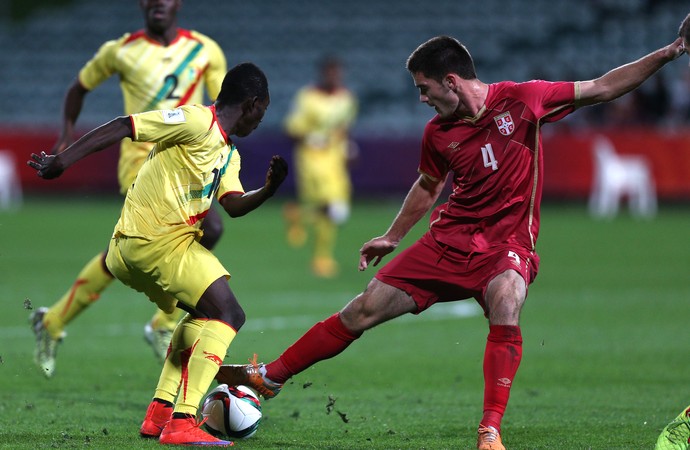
[
  {"x1": 29, "y1": 0, "x2": 227, "y2": 376},
  {"x1": 656, "y1": 405, "x2": 690, "y2": 450},
  {"x1": 283, "y1": 56, "x2": 358, "y2": 277},
  {"x1": 29, "y1": 62, "x2": 287, "y2": 446},
  {"x1": 654, "y1": 15, "x2": 690, "y2": 450}
]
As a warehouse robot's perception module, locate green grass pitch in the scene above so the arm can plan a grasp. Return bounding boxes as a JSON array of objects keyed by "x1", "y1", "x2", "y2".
[{"x1": 0, "y1": 196, "x2": 687, "y2": 449}]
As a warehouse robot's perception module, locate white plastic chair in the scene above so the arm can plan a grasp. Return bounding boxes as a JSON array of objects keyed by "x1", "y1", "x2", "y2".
[
  {"x1": 588, "y1": 135, "x2": 656, "y2": 219},
  {"x1": 0, "y1": 151, "x2": 23, "y2": 210}
]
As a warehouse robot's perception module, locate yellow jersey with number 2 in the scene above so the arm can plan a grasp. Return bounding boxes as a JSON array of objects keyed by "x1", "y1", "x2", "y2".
[{"x1": 79, "y1": 29, "x2": 227, "y2": 194}]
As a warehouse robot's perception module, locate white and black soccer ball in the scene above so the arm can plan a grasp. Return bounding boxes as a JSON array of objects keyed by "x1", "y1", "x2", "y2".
[{"x1": 201, "y1": 384, "x2": 262, "y2": 439}]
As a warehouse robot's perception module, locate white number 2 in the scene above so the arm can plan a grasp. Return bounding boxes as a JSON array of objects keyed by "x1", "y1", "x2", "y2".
[{"x1": 481, "y1": 144, "x2": 498, "y2": 171}]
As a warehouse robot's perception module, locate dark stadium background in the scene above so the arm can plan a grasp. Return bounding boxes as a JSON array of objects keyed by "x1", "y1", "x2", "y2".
[{"x1": 2, "y1": 0, "x2": 689, "y2": 200}]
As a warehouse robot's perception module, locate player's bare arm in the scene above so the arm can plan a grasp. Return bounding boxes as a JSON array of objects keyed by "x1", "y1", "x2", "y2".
[
  {"x1": 28, "y1": 116, "x2": 132, "y2": 179},
  {"x1": 359, "y1": 173, "x2": 446, "y2": 271},
  {"x1": 51, "y1": 80, "x2": 90, "y2": 155},
  {"x1": 218, "y1": 155, "x2": 288, "y2": 218},
  {"x1": 577, "y1": 37, "x2": 684, "y2": 107}
]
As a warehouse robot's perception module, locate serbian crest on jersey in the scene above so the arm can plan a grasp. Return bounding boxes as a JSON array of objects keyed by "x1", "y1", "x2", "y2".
[{"x1": 493, "y1": 112, "x2": 514, "y2": 136}]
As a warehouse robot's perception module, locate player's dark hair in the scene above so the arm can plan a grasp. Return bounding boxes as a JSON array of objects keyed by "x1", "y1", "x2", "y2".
[
  {"x1": 406, "y1": 35, "x2": 477, "y2": 82},
  {"x1": 216, "y1": 63, "x2": 269, "y2": 107},
  {"x1": 679, "y1": 13, "x2": 690, "y2": 42},
  {"x1": 318, "y1": 54, "x2": 342, "y2": 72}
]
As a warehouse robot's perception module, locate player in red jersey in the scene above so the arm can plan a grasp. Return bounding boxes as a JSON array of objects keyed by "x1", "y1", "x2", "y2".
[{"x1": 216, "y1": 33, "x2": 685, "y2": 449}]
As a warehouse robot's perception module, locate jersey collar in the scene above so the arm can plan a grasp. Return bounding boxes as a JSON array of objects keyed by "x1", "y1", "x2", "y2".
[
  {"x1": 209, "y1": 105, "x2": 230, "y2": 144},
  {"x1": 127, "y1": 28, "x2": 190, "y2": 46}
]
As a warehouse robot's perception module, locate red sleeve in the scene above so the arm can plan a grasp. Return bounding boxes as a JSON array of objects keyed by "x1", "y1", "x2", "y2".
[
  {"x1": 418, "y1": 120, "x2": 448, "y2": 181},
  {"x1": 516, "y1": 80, "x2": 576, "y2": 123}
]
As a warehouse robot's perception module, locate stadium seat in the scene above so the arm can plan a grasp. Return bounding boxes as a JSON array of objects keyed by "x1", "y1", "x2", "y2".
[{"x1": 588, "y1": 135, "x2": 656, "y2": 219}]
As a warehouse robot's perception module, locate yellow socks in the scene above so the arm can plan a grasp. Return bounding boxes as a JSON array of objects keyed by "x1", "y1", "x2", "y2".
[
  {"x1": 153, "y1": 314, "x2": 205, "y2": 404},
  {"x1": 284, "y1": 201, "x2": 306, "y2": 248},
  {"x1": 312, "y1": 214, "x2": 338, "y2": 277},
  {"x1": 154, "y1": 316, "x2": 236, "y2": 415},
  {"x1": 43, "y1": 252, "x2": 113, "y2": 339}
]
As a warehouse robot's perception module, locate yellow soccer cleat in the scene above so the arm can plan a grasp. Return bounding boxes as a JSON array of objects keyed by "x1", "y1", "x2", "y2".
[
  {"x1": 29, "y1": 307, "x2": 64, "y2": 378},
  {"x1": 655, "y1": 406, "x2": 690, "y2": 450},
  {"x1": 144, "y1": 321, "x2": 173, "y2": 363}
]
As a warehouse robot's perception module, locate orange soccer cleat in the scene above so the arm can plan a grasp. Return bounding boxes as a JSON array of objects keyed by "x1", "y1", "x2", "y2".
[
  {"x1": 214, "y1": 354, "x2": 283, "y2": 399},
  {"x1": 477, "y1": 425, "x2": 505, "y2": 450}
]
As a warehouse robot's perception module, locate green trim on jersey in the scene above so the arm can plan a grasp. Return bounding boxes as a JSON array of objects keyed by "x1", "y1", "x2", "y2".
[{"x1": 145, "y1": 42, "x2": 204, "y2": 111}]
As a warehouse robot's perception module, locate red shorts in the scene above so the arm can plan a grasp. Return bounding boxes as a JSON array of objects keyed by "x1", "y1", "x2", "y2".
[{"x1": 374, "y1": 232, "x2": 539, "y2": 315}]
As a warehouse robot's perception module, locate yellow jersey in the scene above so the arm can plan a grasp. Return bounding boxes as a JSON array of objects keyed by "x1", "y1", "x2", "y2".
[
  {"x1": 114, "y1": 104, "x2": 243, "y2": 241},
  {"x1": 79, "y1": 28, "x2": 227, "y2": 193},
  {"x1": 284, "y1": 86, "x2": 357, "y2": 156},
  {"x1": 284, "y1": 86, "x2": 357, "y2": 204}
]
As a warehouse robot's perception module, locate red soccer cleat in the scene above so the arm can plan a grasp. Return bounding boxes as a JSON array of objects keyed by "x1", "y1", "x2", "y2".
[
  {"x1": 159, "y1": 416, "x2": 233, "y2": 446},
  {"x1": 140, "y1": 400, "x2": 173, "y2": 438}
]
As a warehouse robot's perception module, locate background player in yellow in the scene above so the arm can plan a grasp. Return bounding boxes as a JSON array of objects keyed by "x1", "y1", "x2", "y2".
[
  {"x1": 29, "y1": 0, "x2": 227, "y2": 376},
  {"x1": 283, "y1": 55, "x2": 358, "y2": 278},
  {"x1": 28, "y1": 62, "x2": 287, "y2": 446},
  {"x1": 654, "y1": 16, "x2": 690, "y2": 450}
]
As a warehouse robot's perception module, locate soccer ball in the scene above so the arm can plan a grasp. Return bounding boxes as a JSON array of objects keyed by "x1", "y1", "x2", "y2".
[{"x1": 200, "y1": 384, "x2": 262, "y2": 439}]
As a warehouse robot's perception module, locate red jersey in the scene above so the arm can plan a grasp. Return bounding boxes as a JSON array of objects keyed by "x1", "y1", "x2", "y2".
[{"x1": 419, "y1": 80, "x2": 577, "y2": 253}]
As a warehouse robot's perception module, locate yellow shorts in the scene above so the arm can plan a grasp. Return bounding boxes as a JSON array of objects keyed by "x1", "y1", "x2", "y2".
[
  {"x1": 295, "y1": 150, "x2": 350, "y2": 205},
  {"x1": 105, "y1": 229, "x2": 230, "y2": 314}
]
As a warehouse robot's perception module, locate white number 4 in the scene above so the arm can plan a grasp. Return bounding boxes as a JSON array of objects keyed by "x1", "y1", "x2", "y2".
[{"x1": 481, "y1": 144, "x2": 498, "y2": 171}]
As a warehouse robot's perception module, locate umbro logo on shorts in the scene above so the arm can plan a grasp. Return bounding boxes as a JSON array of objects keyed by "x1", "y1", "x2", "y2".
[{"x1": 507, "y1": 251, "x2": 521, "y2": 267}]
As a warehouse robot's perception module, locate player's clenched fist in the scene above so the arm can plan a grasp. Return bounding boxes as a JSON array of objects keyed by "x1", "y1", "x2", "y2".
[{"x1": 265, "y1": 155, "x2": 288, "y2": 195}]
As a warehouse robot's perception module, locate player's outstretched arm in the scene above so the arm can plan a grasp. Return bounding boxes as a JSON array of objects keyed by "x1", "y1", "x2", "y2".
[
  {"x1": 219, "y1": 155, "x2": 288, "y2": 218},
  {"x1": 577, "y1": 37, "x2": 684, "y2": 107},
  {"x1": 51, "y1": 80, "x2": 90, "y2": 155},
  {"x1": 359, "y1": 173, "x2": 445, "y2": 271},
  {"x1": 28, "y1": 116, "x2": 132, "y2": 179}
]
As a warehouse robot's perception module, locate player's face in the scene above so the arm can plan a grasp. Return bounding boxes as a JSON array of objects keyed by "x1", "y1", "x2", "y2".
[
  {"x1": 235, "y1": 96, "x2": 270, "y2": 137},
  {"x1": 141, "y1": 0, "x2": 180, "y2": 33},
  {"x1": 412, "y1": 72, "x2": 459, "y2": 119},
  {"x1": 321, "y1": 64, "x2": 343, "y2": 91}
]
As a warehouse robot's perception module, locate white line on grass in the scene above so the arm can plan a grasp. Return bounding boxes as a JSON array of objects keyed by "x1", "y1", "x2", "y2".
[
  {"x1": 245, "y1": 300, "x2": 481, "y2": 332},
  {"x1": 3, "y1": 300, "x2": 481, "y2": 339}
]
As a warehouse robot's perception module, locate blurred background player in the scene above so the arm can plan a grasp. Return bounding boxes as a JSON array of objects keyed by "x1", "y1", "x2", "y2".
[
  {"x1": 29, "y1": 0, "x2": 227, "y2": 377},
  {"x1": 283, "y1": 55, "x2": 358, "y2": 278},
  {"x1": 28, "y1": 62, "x2": 287, "y2": 446}
]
